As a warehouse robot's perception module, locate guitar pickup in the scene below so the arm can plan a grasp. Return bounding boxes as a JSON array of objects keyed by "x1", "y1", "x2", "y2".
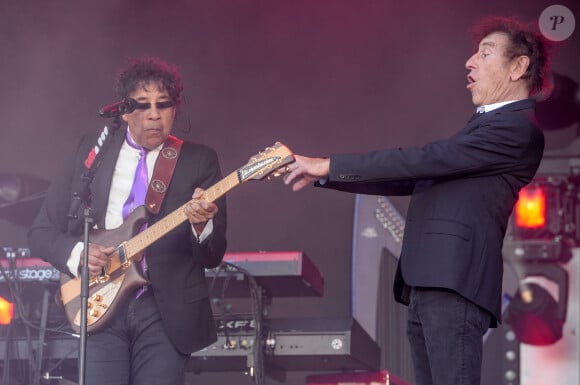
[{"x1": 117, "y1": 242, "x2": 130, "y2": 268}]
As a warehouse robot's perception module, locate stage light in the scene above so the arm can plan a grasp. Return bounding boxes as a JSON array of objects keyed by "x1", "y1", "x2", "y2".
[
  {"x1": 535, "y1": 72, "x2": 580, "y2": 132},
  {"x1": 506, "y1": 177, "x2": 575, "y2": 263},
  {"x1": 505, "y1": 263, "x2": 568, "y2": 346},
  {"x1": 0, "y1": 173, "x2": 48, "y2": 227},
  {"x1": 0, "y1": 295, "x2": 14, "y2": 325},
  {"x1": 515, "y1": 184, "x2": 546, "y2": 228}
]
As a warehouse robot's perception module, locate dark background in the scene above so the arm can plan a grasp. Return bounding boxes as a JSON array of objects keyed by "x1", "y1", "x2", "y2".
[{"x1": 1, "y1": 1, "x2": 578, "y2": 384}]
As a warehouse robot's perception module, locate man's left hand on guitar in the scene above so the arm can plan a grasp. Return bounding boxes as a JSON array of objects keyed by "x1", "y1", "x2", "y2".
[
  {"x1": 79, "y1": 243, "x2": 116, "y2": 277},
  {"x1": 184, "y1": 187, "x2": 218, "y2": 236}
]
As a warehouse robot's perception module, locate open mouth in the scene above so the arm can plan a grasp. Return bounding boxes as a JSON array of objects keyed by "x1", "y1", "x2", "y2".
[{"x1": 467, "y1": 75, "x2": 476, "y2": 89}]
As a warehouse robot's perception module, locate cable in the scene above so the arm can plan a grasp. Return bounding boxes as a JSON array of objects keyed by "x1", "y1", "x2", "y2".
[{"x1": 207, "y1": 262, "x2": 266, "y2": 385}]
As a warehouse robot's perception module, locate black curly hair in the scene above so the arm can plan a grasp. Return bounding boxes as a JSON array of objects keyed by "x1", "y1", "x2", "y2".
[
  {"x1": 471, "y1": 16, "x2": 553, "y2": 95},
  {"x1": 115, "y1": 56, "x2": 183, "y2": 106}
]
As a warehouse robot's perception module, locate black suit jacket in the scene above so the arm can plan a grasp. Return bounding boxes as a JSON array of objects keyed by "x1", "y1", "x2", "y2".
[
  {"x1": 28, "y1": 128, "x2": 227, "y2": 353},
  {"x1": 320, "y1": 99, "x2": 544, "y2": 326}
]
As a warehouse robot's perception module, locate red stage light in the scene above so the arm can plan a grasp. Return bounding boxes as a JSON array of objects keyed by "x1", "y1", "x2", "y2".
[
  {"x1": 0, "y1": 296, "x2": 14, "y2": 325},
  {"x1": 515, "y1": 185, "x2": 546, "y2": 229}
]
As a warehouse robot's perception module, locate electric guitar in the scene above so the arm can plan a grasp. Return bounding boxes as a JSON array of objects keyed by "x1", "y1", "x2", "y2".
[{"x1": 60, "y1": 142, "x2": 294, "y2": 333}]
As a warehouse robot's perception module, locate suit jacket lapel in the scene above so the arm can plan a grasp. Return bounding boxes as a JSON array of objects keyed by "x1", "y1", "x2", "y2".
[
  {"x1": 469, "y1": 111, "x2": 484, "y2": 122},
  {"x1": 460, "y1": 98, "x2": 536, "y2": 135},
  {"x1": 91, "y1": 128, "x2": 127, "y2": 228}
]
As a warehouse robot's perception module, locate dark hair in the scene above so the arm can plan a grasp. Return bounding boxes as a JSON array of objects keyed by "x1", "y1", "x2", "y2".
[
  {"x1": 115, "y1": 56, "x2": 183, "y2": 106},
  {"x1": 471, "y1": 16, "x2": 552, "y2": 95}
]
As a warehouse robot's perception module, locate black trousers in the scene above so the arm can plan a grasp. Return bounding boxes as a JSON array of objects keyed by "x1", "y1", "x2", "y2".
[
  {"x1": 406, "y1": 287, "x2": 492, "y2": 385},
  {"x1": 84, "y1": 290, "x2": 187, "y2": 385}
]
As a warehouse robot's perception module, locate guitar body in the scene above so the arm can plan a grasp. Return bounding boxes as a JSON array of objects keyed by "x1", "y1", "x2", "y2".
[{"x1": 60, "y1": 206, "x2": 150, "y2": 333}]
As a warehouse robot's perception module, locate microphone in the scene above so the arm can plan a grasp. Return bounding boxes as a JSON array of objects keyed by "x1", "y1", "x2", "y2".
[{"x1": 98, "y1": 98, "x2": 137, "y2": 118}]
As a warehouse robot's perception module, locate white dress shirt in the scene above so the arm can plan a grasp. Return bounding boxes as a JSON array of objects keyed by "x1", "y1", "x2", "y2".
[{"x1": 477, "y1": 100, "x2": 518, "y2": 114}]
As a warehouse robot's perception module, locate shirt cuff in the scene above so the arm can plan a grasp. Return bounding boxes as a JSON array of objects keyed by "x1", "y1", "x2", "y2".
[
  {"x1": 191, "y1": 219, "x2": 214, "y2": 243},
  {"x1": 67, "y1": 242, "x2": 84, "y2": 278}
]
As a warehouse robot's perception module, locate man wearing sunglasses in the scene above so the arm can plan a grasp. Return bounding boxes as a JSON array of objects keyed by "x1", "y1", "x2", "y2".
[{"x1": 29, "y1": 56, "x2": 227, "y2": 385}]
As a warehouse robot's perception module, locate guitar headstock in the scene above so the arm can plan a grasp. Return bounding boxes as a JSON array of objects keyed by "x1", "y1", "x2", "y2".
[{"x1": 237, "y1": 142, "x2": 295, "y2": 182}]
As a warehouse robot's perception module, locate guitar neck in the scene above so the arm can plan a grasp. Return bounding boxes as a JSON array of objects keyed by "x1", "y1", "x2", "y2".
[{"x1": 124, "y1": 171, "x2": 239, "y2": 257}]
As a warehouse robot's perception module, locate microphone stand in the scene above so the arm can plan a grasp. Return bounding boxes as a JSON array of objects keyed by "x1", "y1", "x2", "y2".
[{"x1": 67, "y1": 116, "x2": 123, "y2": 385}]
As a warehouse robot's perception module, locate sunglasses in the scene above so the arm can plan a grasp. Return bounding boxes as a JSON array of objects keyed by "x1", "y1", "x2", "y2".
[{"x1": 134, "y1": 100, "x2": 176, "y2": 110}]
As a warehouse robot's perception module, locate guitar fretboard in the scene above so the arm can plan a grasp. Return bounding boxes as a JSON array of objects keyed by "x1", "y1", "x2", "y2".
[{"x1": 124, "y1": 171, "x2": 240, "y2": 258}]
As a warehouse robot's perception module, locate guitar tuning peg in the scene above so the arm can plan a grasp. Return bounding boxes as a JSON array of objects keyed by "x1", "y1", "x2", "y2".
[{"x1": 268, "y1": 171, "x2": 282, "y2": 180}]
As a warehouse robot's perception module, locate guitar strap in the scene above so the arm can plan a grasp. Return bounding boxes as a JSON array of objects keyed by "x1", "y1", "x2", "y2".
[{"x1": 145, "y1": 135, "x2": 184, "y2": 215}]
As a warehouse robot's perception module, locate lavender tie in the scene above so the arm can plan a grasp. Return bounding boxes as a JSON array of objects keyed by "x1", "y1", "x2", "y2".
[
  {"x1": 123, "y1": 131, "x2": 149, "y2": 296},
  {"x1": 123, "y1": 132, "x2": 149, "y2": 219}
]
